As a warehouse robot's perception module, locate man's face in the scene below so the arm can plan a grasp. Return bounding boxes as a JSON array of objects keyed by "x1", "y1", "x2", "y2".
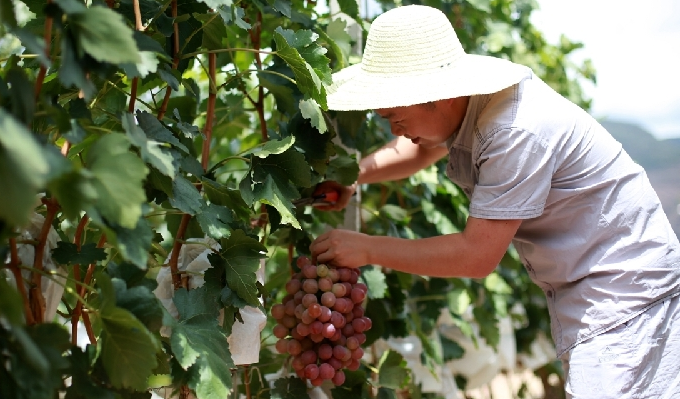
[{"x1": 375, "y1": 98, "x2": 467, "y2": 148}]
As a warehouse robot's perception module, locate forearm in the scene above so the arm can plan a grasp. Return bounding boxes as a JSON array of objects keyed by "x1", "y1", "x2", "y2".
[{"x1": 357, "y1": 137, "x2": 448, "y2": 185}]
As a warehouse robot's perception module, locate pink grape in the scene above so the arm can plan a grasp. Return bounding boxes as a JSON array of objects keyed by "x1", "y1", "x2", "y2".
[
  {"x1": 347, "y1": 358, "x2": 361, "y2": 371},
  {"x1": 327, "y1": 357, "x2": 342, "y2": 370},
  {"x1": 273, "y1": 324, "x2": 289, "y2": 339},
  {"x1": 321, "y1": 291, "x2": 336, "y2": 307},
  {"x1": 354, "y1": 282, "x2": 368, "y2": 293},
  {"x1": 338, "y1": 268, "x2": 351, "y2": 282},
  {"x1": 318, "y1": 344, "x2": 333, "y2": 360},
  {"x1": 293, "y1": 290, "x2": 305, "y2": 304},
  {"x1": 296, "y1": 256, "x2": 312, "y2": 268},
  {"x1": 271, "y1": 304, "x2": 286, "y2": 320},
  {"x1": 332, "y1": 283, "x2": 347, "y2": 297},
  {"x1": 322, "y1": 323, "x2": 336, "y2": 338},
  {"x1": 319, "y1": 306, "x2": 332, "y2": 322},
  {"x1": 332, "y1": 370, "x2": 346, "y2": 386},
  {"x1": 296, "y1": 323, "x2": 311, "y2": 337},
  {"x1": 301, "y1": 350, "x2": 317, "y2": 365},
  {"x1": 285, "y1": 279, "x2": 301, "y2": 294},
  {"x1": 352, "y1": 318, "x2": 367, "y2": 333},
  {"x1": 351, "y1": 288, "x2": 366, "y2": 304},
  {"x1": 304, "y1": 364, "x2": 320, "y2": 380},
  {"x1": 351, "y1": 347, "x2": 364, "y2": 360},
  {"x1": 346, "y1": 336, "x2": 359, "y2": 350},
  {"x1": 310, "y1": 377, "x2": 324, "y2": 386},
  {"x1": 302, "y1": 279, "x2": 319, "y2": 294},
  {"x1": 310, "y1": 320, "x2": 323, "y2": 335},
  {"x1": 319, "y1": 362, "x2": 335, "y2": 379},
  {"x1": 287, "y1": 339, "x2": 302, "y2": 356},
  {"x1": 330, "y1": 311, "x2": 345, "y2": 328},
  {"x1": 349, "y1": 270, "x2": 359, "y2": 284},
  {"x1": 275, "y1": 338, "x2": 288, "y2": 354},
  {"x1": 328, "y1": 268, "x2": 339, "y2": 282},
  {"x1": 302, "y1": 293, "x2": 318, "y2": 307},
  {"x1": 318, "y1": 277, "x2": 333, "y2": 292},
  {"x1": 291, "y1": 356, "x2": 305, "y2": 371},
  {"x1": 303, "y1": 265, "x2": 318, "y2": 279}
]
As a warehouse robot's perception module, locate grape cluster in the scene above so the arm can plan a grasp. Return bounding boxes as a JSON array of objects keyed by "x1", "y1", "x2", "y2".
[{"x1": 271, "y1": 256, "x2": 372, "y2": 386}]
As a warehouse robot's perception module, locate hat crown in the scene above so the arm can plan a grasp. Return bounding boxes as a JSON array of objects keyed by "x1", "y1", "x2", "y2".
[{"x1": 362, "y1": 5, "x2": 465, "y2": 76}]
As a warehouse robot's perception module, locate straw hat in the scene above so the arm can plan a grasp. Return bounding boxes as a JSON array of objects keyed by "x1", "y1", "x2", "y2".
[{"x1": 326, "y1": 5, "x2": 531, "y2": 111}]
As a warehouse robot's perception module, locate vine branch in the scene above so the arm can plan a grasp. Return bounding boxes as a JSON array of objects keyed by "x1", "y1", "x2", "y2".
[
  {"x1": 157, "y1": 0, "x2": 180, "y2": 121},
  {"x1": 7, "y1": 238, "x2": 35, "y2": 325},
  {"x1": 29, "y1": 198, "x2": 59, "y2": 324}
]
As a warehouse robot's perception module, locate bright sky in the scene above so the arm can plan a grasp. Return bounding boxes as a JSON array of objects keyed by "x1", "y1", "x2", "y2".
[{"x1": 531, "y1": 0, "x2": 680, "y2": 139}]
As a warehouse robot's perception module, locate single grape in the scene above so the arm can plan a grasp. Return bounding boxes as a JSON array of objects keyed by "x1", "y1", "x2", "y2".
[
  {"x1": 354, "y1": 282, "x2": 368, "y2": 293},
  {"x1": 338, "y1": 268, "x2": 351, "y2": 282},
  {"x1": 310, "y1": 377, "x2": 324, "y2": 386},
  {"x1": 303, "y1": 264, "x2": 318, "y2": 279},
  {"x1": 342, "y1": 324, "x2": 355, "y2": 337},
  {"x1": 296, "y1": 256, "x2": 312, "y2": 268},
  {"x1": 308, "y1": 303, "x2": 322, "y2": 318},
  {"x1": 318, "y1": 306, "x2": 332, "y2": 322},
  {"x1": 321, "y1": 291, "x2": 337, "y2": 308},
  {"x1": 355, "y1": 333, "x2": 366, "y2": 345},
  {"x1": 310, "y1": 333, "x2": 325, "y2": 343},
  {"x1": 348, "y1": 270, "x2": 359, "y2": 284},
  {"x1": 296, "y1": 323, "x2": 311, "y2": 337},
  {"x1": 273, "y1": 324, "x2": 289, "y2": 339},
  {"x1": 316, "y1": 264, "x2": 329, "y2": 277},
  {"x1": 351, "y1": 287, "x2": 366, "y2": 304},
  {"x1": 285, "y1": 279, "x2": 301, "y2": 295},
  {"x1": 327, "y1": 357, "x2": 343, "y2": 370},
  {"x1": 282, "y1": 315, "x2": 297, "y2": 329},
  {"x1": 300, "y1": 350, "x2": 317, "y2": 365},
  {"x1": 304, "y1": 364, "x2": 320, "y2": 380},
  {"x1": 351, "y1": 347, "x2": 364, "y2": 360},
  {"x1": 330, "y1": 311, "x2": 345, "y2": 328},
  {"x1": 322, "y1": 323, "x2": 336, "y2": 339},
  {"x1": 287, "y1": 339, "x2": 302, "y2": 356},
  {"x1": 290, "y1": 326, "x2": 304, "y2": 341},
  {"x1": 352, "y1": 317, "x2": 367, "y2": 333},
  {"x1": 347, "y1": 358, "x2": 361, "y2": 371},
  {"x1": 302, "y1": 279, "x2": 319, "y2": 294},
  {"x1": 331, "y1": 283, "x2": 347, "y2": 298},
  {"x1": 328, "y1": 268, "x2": 340, "y2": 283},
  {"x1": 302, "y1": 293, "x2": 318, "y2": 308},
  {"x1": 294, "y1": 304, "x2": 305, "y2": 320},
  {"x1": 363, "y1": 317, "x2": 372, "y2": 331},
  {"x1": 332, "y1": 370, "x2": 346, "y2": 386},
  {"x1": 291, "y1": 356, "x2": 305, "y2": 371},
  {"x1": 271, "y1": 304, "x2": 286, "y2": 320},
  {"x1": 301, "y1": 309, "x2": 315, "y2": 324},
  {"x1": 319, "y1": 362, "x2": 335, "y2": 380},
  {"x1": 318, "y1": 344, "x2": 333, "y2": 360},
  {"x1": 293, "y1": 290, "x2": 305, "y2": 304},
  {"x1": 310, "y1": 320, "x2": 323, "y2": 335},
  {"x1": 275, "y1": 338, "x2": 288, "y2": 354},
  {"x1": 318, "y1": 276, "x2": 333, "y2": 292},
  {"x1": 346, "y1": 336, "x2": 359, "y2": 350},
  {"x1": 333, "y1": 345, "x2": 350, "y2": 361},
  {"x1": 352, "y1": 305, "x2": 365, "y2": 318}
]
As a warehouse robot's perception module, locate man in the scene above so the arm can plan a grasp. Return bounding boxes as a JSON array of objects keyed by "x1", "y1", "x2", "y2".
[{"x1": 309, "y1": 5, "x2": 680, "y2": 398}]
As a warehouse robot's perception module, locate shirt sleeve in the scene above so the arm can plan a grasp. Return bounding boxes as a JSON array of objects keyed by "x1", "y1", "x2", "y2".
[{"x1": 469, "y1": 127, "x2": 555, "y2": 219}]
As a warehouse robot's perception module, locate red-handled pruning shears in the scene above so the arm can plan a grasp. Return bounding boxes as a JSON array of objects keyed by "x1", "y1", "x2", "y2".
[{"x1": 292, "y1": 191, "x2": 340, "y2": 207}]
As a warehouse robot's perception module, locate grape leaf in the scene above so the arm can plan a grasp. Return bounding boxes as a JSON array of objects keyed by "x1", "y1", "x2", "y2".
[
  {"x1": 240, "y1": 173, "x2": 300, "y2": 229},
  {"x1": 271, "y1": 376, "x2": 309, "y2": 399},
  {"x1": 123, "y1": 112, "x2": 177, "y2": 178},
  {"x1": 169, "y1": 175, "x2": 205, "y2": 215},
  {"x1": 251, "y1": 149, "x2": 311, "y2": 187},
  {"x1": 273, "y1": 27, "x2": 330, "y2": 109},
  {"x1": 472, "y1": 306, "x2": 500, "y2": 349},
  {"x1": 170, "y1": 286, "x2": 234, "y2": 399},
  {"x1": 377, "y1": 350, "x2": 410, "y2": 390},
  {"x1": 111, "y1": 278, "x2": 164, "y2": 331},
  {"x1": 66, "y1": 346, "x2": 116, "y2": 399},
  {"x1": 109, "y1": 217, "x2": 153, "y2": 269},
  {"x1": 196, "y1": 203, "x2": 232, "y2": 240},
  {"x1": 51, "y1": 242, "x2": 107, "y2": 265},
  {"x1": 324, "y1": 155, "x2": 360, "y2": 186},
  {"x1": 201, "y1": 177, "x2": 251, "y2": 222},
  {"x1": 299, "y1": 98, "x2": 327, "y2": 133},
  {"x1": 287, "y1": 112, "x2": 335, "y2": 175},
  {"x1": 208, "y1": 230, "x2": 266, "y2": 307},
  {"x1": 136, "y1": 111, "x2": 189, "y2": 153},
  {"x1": 85, "y1": 133, "x2": 148, "y2": 229},
  {"x1": 359, "y1": 266, "x2": 387, "y2": 299},
  {"x1": 440, "y1": 335, "x2": 465, "y2": 362},
  {"x1": 98, "y1": 273, "x2": 159, "y2": 390},
  {"x1": 243, "y1": 135, "x2": 295, "y2": 158},
  {"x1": 0, "y1": 108, "x2": 49, "y2": 227},
  {"x1": 67, "y1": 3, "x2": 142, "y2": 65}
]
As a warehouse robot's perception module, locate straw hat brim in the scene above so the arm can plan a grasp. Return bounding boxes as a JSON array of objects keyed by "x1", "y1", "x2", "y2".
[{"x1": 326, "y1": 53, "x2": 531, "y2": 111}]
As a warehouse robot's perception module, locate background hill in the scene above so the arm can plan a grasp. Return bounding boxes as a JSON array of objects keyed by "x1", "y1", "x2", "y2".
[{"x1": 600, "y1": 120, "x2": 680, "y2": 237}]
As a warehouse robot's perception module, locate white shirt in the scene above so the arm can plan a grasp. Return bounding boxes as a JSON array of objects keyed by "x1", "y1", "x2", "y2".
[{"x1": 446, "y1": 70, "x2": 680, "y2": 356}]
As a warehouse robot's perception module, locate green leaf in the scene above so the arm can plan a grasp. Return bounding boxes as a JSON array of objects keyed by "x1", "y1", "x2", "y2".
[
  {"x1": 324, "y1": 18, "x2": 352, "y2": 69},
  {"x1": 51, "y1": 242, "x2": 107, "y2": 265},
  {"x1": 67, "y1": 346, "x2": 116, "y2": 399},
  {"x1": 251, "y1": 149, "x2": 311, "y2": 187},
  {"x1": 196, "y1": 203, "x2": 232, "y2": 240},
  {"x1": 377, "y1": 350, "x2": 410, "y2": 390},
  {"x1": 0, "y1": 108, "x2": 49, "y2": 227},
  {"x1": 112, "y1": 278, "x2": 164, "y2": 331},
  {"x1": 110, "y1": 217, "x2": 153, "y2": 269},
  {"x1": 336, "y1": 0, "x2": 360, "y2": 21},
  {"x1": 271, "y1": 376, "x2": 309, "y2": 399},
  {"x1": 201, "y1": 177, "x2": 251, "y2": 222},
  {"x1": 440, "y1": 335, "x2": 465, "y2": 362},
  {"x1": 325, "y1": 155, "x2": 360, "y2": 186},
  {"x1": 98, "y1": 273, "x2": 160, "y2": 390},
  {"x1": 209, "y1": 230, "x2": 266, "y2": 306},
  {"x1": 287, "y1": 112, "x2": 335, "y2": 175},
  {"x1": 446, "y1": 288, "x2": 471, "y2": 316},
  {"x1": 48, "y1": 169, "x2": 98, "y2": 221},
  {"x1": 273, "y1": 27, "x2": 330, "y2": 109},
  {"x1": 59, "y1": 34, "x2": 96, "y2": 99},
  {"x1": 472, "y1": 306, "x2": 500, "y2": 348},
  {"x1": 243, "y1": 135, "x2": 295, "y2": 158},
  {"x1": 169, "y1": 175, "x2": 205, "y2": 215},
  {"x1": 299, "y1": 98, "x2": 327, "y2": 133},
  {"x1": 171, "y1": 286, "x2": 234, "y2": 399},
  {"x1": 136, "y1": 111, "x2": 189, "y2": 153},
  {"x1": 484, "y1": 273, "x2": 513, "y2": 294},
  {"x1": 69, "y1": 4, "x2": 142, "y2": 65},
  {"x1": 86, "y1": 133, "x2": 148, "y2": 229},
  {"x1": 122, "y1": 112, "x2": 177, "y2": 177},
  {"x1": 193, "y1": 13, "x2": 225, "y2": 50},
  {"x1": 359, "y1": 265, "x2": 387, "y2": 299}
]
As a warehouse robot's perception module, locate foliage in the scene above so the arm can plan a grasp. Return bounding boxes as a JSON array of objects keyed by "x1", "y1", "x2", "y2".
[{"x1": 0, "y1": 0, "x2": 592, "y2": 397}]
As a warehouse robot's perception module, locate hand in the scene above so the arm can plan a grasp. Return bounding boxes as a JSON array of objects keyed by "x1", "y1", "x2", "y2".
[
  {"x1": 310, "y1": 229, "x2": 371, "y2": 268},
  {"x1": 310, "y1": 181, "x2": 356, "y2": 211}
]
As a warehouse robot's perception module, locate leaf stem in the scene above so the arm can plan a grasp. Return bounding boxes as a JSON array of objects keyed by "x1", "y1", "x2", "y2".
[
  {"x1": 157, "y1": 0, "x2": 180, "y2": 121},
  {"x1": 169, "y1": 213, "x2": 191, "y2": 289},
  {"x1": 30, "y1": 198, "x2": 59, "y2": 323},
  {"x1": 7, "y1": 238, "x2": 36, "y2": 325}
]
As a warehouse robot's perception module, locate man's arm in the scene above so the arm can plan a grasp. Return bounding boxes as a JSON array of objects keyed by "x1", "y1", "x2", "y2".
[
  {"x1": 310, "y1": 217, "x2": 522, "y2": 278},
  {"x1": 357, "y1": 136, "x2": 449, "y2": 184}
]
